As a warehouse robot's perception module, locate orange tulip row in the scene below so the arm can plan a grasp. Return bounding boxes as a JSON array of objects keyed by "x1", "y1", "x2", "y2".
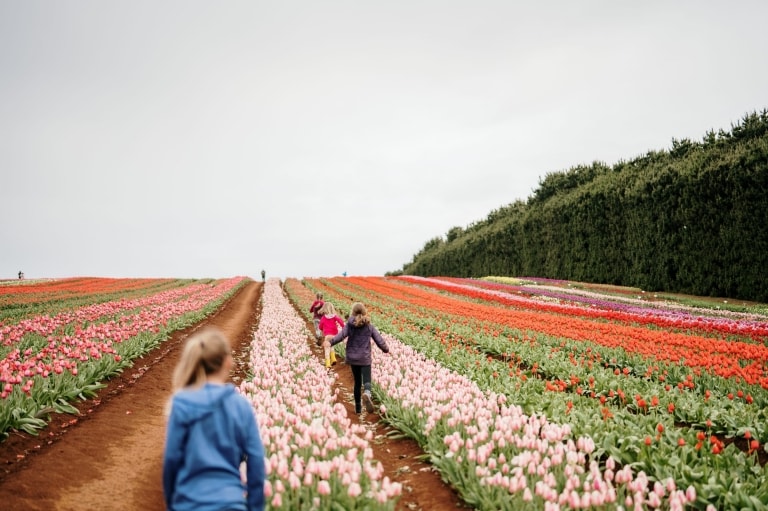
[
  {"x1": 0, "y1": 277, "x2": 176, "y2": 305},
  {"x1": 343, "y1": 277, "x2": 768, "y2": 389}
]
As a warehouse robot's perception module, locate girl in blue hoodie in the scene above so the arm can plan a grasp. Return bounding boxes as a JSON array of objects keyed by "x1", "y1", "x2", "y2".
[{"x1": 163, "y1": 327, "x2": 266, "y2": 511}]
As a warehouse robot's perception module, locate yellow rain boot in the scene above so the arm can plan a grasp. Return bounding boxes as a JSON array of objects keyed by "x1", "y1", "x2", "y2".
[
  {"x1": 330, "y1": 350, "x2": 337, "y2": 365},
  {"x1": 325, "y1": 358, "x2": 331, "y2": 369}
]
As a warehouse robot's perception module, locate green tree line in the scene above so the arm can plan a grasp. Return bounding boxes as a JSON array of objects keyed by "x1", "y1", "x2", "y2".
[{"x1": 394, "y1": 110, "x2": 768, "y2": 302}]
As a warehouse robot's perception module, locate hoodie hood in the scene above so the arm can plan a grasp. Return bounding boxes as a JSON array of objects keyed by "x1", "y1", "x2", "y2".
[{"x1": 172, "y1": 383, "x2": 236, "y2": 425}]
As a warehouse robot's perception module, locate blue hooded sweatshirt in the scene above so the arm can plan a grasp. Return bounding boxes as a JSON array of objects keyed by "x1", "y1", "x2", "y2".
[{"x1": 163, "y1": 383, "x2": 265, "y2": 511}]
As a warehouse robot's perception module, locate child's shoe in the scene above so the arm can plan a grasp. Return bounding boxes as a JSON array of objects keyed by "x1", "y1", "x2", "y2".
[
  {"x1": 324, "y1": 358, "x2": 330, "y2": 369},
  {"x1": 330, "y1": 352, "x2": 337, "y2": 365},
  {"x1": 362, "y1": 392, "x2": 374, "y2": 413}
]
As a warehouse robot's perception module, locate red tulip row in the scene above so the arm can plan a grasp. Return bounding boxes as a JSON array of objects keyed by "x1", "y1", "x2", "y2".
[
  {"x1": 347, "y1": 277, "x2": 768, "y2": 389},
  {"x1": 0, "y1": 277, "x2": 175, "y2": 302},
  {"x1": 407, "y1": 276, "x2": 768, "y2": 340}
]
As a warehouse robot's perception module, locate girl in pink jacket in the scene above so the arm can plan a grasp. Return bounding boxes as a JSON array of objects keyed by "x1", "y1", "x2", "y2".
[{"x1": 318, "y1": 302, "x2": 344, "y2": 368}]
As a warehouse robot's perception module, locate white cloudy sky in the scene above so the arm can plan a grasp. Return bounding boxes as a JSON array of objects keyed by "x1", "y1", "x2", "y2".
[{"x1": 2, "y1": 1, "x2": 767, "y2": 280}]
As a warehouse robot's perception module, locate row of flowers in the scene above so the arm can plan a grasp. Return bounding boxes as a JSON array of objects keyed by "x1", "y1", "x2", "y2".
[
  {"x1": 301, "y1": 276, "x2": 768, "y2": 510},
  {"x1": 0, "y1": 277, "x2": 190, "y2": 320},
  {"x1": 364, "y1": 277, "x2": 768, "y2": 388},
  {"x1": 0, "y1": 277, "x2": 247, "y2": 438},
  {"x1": 289, "y1": 278, "x2": 703, "y2": 510},
  {"x1": 344, "y1": 277, "x2": 768, "y2": 444},
  {"x1": 0, "y1": 277, "x2": 175, "y2": 299},
  {"x1": 402, "y1": 276, "x2": 768, "y2": 343},
  {"x1": 477, "y1": 277, "x2": 768, "y2": 327},
  {"x1": 238, "y1": 278, "x2": 402, "y2": 510}
]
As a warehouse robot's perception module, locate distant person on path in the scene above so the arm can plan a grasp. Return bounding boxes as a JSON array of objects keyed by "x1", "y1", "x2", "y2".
[
  {"x1": 309, "y1": 292, "x2": 324, "y2": 342},
  {"x1": 163, "y1": 327, "x2": 265, "y2": 511},
  {"x1": 17, "y1": 271, "x2": 23, "y2": 280},
  {"x1": 318, "y1": 302, "x2": 344, "y2": 368},
  {"x1": 260, "y1": 269, "x2": 265, "y2": 282},
  {"x1": 327, "y1": 302, "x2": 389, "y2": 414}
]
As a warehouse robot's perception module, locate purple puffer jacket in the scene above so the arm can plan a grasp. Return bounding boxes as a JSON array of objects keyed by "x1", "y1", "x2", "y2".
[{"x1": 330, "y1": 318, "x2": 389, "y2": 366}]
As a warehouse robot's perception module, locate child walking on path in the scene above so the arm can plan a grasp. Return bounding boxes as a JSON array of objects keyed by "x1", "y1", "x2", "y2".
[
  {"x1": 318, "y1": 302, "x2": 344, "y2": 368},
  {"x1": 327, "y1": 302, "x2": 389, "y2": 414},
  {"x1": 309, "y1": 292, "x2": 324, "y2": 341},
  {"x1": 163, "y1": 327, "x2": 266, "y2": 511}
]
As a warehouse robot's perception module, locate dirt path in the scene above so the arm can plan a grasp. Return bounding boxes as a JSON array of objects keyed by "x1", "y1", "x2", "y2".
[{"x1": 0, "y1": 280, "x2": 464, "y2": 511}]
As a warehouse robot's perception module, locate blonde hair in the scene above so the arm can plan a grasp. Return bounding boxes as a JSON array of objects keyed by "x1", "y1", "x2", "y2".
[
  {"x1": 350, "y1": 302, "x2": 370, "y2": 327},
  {"x1": 172, "y1": 327, "x2": 231, "y2": 391},
  {"x1": 320, "y1": 302, "x2": 337, "y2": 316}
]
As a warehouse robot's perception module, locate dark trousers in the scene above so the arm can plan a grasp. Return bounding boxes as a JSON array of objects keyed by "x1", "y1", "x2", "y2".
[{"x1": 350, "y1": 364, "x2": 372, "y2": 409}]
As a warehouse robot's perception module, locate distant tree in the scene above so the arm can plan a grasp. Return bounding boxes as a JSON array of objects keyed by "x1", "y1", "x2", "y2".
[{"x1": 446, "y1": 226, "x2": 463, "y2": 242}]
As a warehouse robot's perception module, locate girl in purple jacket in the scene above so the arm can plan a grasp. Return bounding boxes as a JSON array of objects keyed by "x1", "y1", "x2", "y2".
[{"x1": 327, "y1": 302, "x2": 389, "y2": 414}]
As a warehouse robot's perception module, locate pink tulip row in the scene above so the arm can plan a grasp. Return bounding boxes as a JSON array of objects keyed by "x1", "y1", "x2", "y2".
[
  {"x1": 0, "y1": 278, "x2": 245, "y2": 399},
  {"x1": 517, "y1": 281, "x2": 765, "y2": 321},
  {"x1": 237, "y1": 279, "x2": 402, "y2": 510},
  {"x1": 1, "y1": 280, "x2": 239, "y2": 346},
  {"x1": 368, "y1": 331, "x2": 697, "y2": 510}
]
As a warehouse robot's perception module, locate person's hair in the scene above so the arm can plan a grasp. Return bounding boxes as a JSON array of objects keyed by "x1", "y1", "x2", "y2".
[
  {"x1": 172, "y1": 327, "x2": 231, "y2": 391},
  {"x1": 316, "y1": 292, "x2": 323, "y2": 299},
  {"x1": 350, "y1": 302, "x2": 370, "y2": 327},
  {"x1": 320, "y1": 302, "x2": 336, "y2": 316}
]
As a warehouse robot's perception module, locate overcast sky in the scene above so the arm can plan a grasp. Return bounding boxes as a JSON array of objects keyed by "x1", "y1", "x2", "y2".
[{"x1": 2, "y1": 1, "x2": 767, "y2": 280}]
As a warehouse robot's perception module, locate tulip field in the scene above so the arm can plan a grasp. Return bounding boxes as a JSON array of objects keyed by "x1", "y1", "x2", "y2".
[
  {"x1": 286, "y1": 276, "x2": 768, "y2": 511},
  {"x1": 0, "y1": 276, "x2": 248, "y2": 437},
  {"x1": 2, "y1": 274, "x2": 767, "y2": 510},
  {"x1": 239, "y1": 278, "x2": 403, "y2": 510}
]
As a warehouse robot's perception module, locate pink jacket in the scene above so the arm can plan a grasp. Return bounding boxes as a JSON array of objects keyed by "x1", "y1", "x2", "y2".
[{"x1": 319, "y1": 314, "x2": 344, "y2": 336}]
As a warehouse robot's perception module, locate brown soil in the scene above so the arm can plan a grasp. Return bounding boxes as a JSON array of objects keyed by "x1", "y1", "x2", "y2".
[{"x1": 0, "y1": 281, "x2": 465, "y2": 511}]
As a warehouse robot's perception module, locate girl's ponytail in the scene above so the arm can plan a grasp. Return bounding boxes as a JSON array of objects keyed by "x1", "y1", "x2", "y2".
[{"x1": 172, "y1": 327, "x2": 231, "y2": 391}]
